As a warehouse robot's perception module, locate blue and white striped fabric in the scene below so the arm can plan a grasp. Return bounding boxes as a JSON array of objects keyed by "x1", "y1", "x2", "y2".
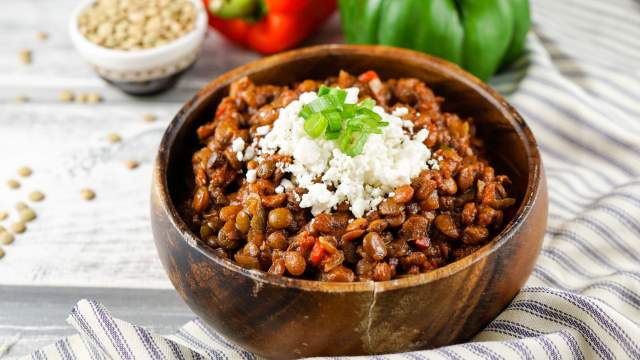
[{"x1": 30, "y1": 0, "x2": 640, "y2": 359}]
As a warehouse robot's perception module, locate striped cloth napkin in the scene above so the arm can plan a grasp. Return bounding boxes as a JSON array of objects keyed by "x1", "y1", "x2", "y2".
[{"x1": 30, "y1": 0, "x2": 640, "y2": 358}]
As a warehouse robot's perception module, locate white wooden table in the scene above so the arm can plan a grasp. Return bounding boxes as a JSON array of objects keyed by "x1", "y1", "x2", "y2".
[{"x1": 0, "y1": 1, "x2": 341, "y2": 357}]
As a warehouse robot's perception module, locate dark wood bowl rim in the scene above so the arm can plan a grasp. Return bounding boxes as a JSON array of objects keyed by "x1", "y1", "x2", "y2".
[{"x1": 154, "y1": 44, "x2": 542, "y2": 293}]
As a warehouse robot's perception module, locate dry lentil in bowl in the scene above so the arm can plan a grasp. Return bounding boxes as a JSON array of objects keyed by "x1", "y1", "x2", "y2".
[
  {"x1": 78, "y1": 0, "x2": 197, "y2": 51},
  {"x1": 188, "y1": 70, "x2": 517, "y2": 282}
]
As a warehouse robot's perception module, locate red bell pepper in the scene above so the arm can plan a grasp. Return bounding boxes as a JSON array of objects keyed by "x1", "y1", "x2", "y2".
[
  {"x1": 309, "y1": 239, "x2": 325, "y2": 266},
  {"x1": 357, "y1": 70, "x2": 378, "y2": 83},
  {"x1": 203, "y1": 0, "x2": 336, "y2": 54}
]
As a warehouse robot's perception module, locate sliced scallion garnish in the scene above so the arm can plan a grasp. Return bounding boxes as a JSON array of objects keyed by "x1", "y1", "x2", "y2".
[
  {"x1": 299, "y1": 85, "x2": 388, "y2": 156},
  {"x1": 303, "y1": 112, "x2": 328, "y2": 139}
]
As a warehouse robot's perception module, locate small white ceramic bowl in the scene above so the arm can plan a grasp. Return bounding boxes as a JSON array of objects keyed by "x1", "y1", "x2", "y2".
[{"x1": 69, "y1": 0, "x2": 208, "y2": 95}]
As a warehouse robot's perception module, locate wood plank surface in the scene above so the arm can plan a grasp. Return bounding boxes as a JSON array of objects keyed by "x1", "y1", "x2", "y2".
[
  {"x1": 0, "y1": 0, "x2": 341, "y2": 289},
  {"x1": 0, "y1": 286, "x2": 193, "y2": 358},
  {"x1": 0, "y1": 1, "x2": 339, "y2": 356}
]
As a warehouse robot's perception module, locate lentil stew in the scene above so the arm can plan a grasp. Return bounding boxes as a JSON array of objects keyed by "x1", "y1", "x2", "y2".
[{"x1": 187, "y1": 70, "x2": 517, "y2": 282}]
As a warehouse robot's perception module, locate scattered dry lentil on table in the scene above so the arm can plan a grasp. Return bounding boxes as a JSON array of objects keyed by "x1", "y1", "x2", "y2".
[
  {"x1": 77, "y1": 0, "x2": 197, "y2": 51},
  {"x1": 6, "y1": 179, "x2": 20, "y2": 189},
  {"x1": 20, "y1": 209, "x2": 37, "y2": 222},
  {"x1": 0, "y1": 232, "x2": 14, "y2": 245},
  {"x1": 80, "y1": 189, "x2": 96, "y2": 201},
  {"x1": 15, "y1": 95, "x2": 29, "y2": 103},
  {"x1": 17, "y1": 166, "x2": 32, "y2": 177},
  {"x1": 143, "y1": 113, "x2": 157, "y2": 122},
  {"x1": 77, "y1": 93, "x2": 102, "y2": 104},
  {"x1": 11, "y1": 222, "x2": 26, "y2": 234},
  {"x1": 15, "y1": 202, "x2": 28, "y2": 211},
  {"x1": 86, "y1": 93, "x2": 102, "y2": 103},
  {"x1": 125, "y1": 160, "x2": 139, "y2": 170},
  {"x1": 29, "y1": 191, "x2": 45, "y2": 202},
  {"x1": 0, "y1": 247, "x2": 5, "y2": 259},
  {"x1": 19, "y1": 49, "x2": 31, "y2": 64},
  {"x1": 107, "y1": 133, "x2": 122, "y2": 143},
  {"x1": 0, "y1": 211, "x2": 7, "y2": 221},
  {"x1": 37, "y1": 31, "x2": 49, "y2": 41},
  {"x1": 59, "y1": 90, "x2": 75, "y2": 102}
]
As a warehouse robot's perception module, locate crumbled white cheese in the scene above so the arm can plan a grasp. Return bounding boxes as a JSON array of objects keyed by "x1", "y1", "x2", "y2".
[
  {"x1": 280, "y1": 179, "x2": 294, "y2": 190},
  {"x1": 256, "y1": 125, "x2": 271, "y2": 136},
  {"x1": 402, "y1": 120, "x2": 415, "y2": 131},
  {"x1": 243, "y1": 145, "x2": 255, "y2": 161},
  {"x1": 256, "y1": 88, "x2": 433, "y2": 217},
  {"x1": 246, "y1": 169, "x2": 257, "y2": 183},
  {"x1": 231, "y1": 137, "x2": 245, "y2": 152},
  {"x1": 299, "y1": 92, "x2": 317, "y2": 104},
  {"x1": 236, "y1": 151, "x2": 243, "y2": 161},
  {"x1": 345, "y1": 88, "x2": 359, "y2": 104},
  {"x1": 299, "y1": 183, "x2": 334, "y2": 211},
  {"x1": 275, "y1": 185, "x2": 284, "y2": 194},
  {"x1": 415, "y1": 128, "x2": 429, "y2": 142},
  {"x1": 392, "y1": 107, "x2": 409, "y2": 116}
]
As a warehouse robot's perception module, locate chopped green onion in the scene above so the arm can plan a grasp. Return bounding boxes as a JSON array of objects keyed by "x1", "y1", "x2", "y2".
[
  {"x1": 349, "y1": 132, "x2": 369, "y2": 156},
  {"x1": 355, "y1": 107, "x2": 382, "y2": 121},
  {"x1": 342, "y1": 103, "x2": 357, "y2": 117},
  {"x1": 359, "y1": 98, "x2": 375, "y2": 109},
  {"x1": 324, "y1": 110, "x2": 342, "y2": 132},
  {"x1": 305, "y1": 96, "x2": 334, "y2": 113},
  {"x1": 339, "y1": 129, "x2": 368, "y2": 157},
  {"x1": 304, "y1": 113, "x2": 328, "y2": 139},
  {"x1": 325, "y1": 131, "x2": 340, "y2": 140},
  {"x1": 331, "y1": 88, "x2": 347, "y2": 105},
  {"x1": 318, "y1": 85, "x2": 331, "y2": 96},
  {"x1": 299, "y1": 106, "x2": 312, "y2": 119},
  {"x1": 299, "y1": 86, "x2": 389, "y2": 156}
]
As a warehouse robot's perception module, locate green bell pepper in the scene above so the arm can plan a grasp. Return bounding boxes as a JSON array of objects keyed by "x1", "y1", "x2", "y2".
[{"x1": 338, "y1": 0, "x2": 530, "y2": 80}]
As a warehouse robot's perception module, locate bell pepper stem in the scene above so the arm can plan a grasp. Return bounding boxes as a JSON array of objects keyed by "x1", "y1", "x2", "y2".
[{"x1": 209, "y1": 0, "x2": 259, "y2": 19}]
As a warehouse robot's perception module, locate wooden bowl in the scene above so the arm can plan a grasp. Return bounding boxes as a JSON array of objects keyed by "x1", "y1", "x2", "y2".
[{"x1": 151, "y1": 44, "x2": 547, "y2": 359}]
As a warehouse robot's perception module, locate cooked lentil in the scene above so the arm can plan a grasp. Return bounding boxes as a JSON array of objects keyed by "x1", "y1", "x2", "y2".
[
  {"x1": 187, "y1": 71, "x2": 517, "y2": 282},
  {"x1": 29, "y1": 191, "x2": 45, "y2": 202}
]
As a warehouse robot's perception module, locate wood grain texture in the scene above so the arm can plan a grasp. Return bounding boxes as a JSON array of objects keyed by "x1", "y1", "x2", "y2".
[
  {"x1": 0, "y1": 0, "x2": 340, "y2": 289},
  {"x1": 0, "y1": 286, "x2": 193, "y2": 359},
  {"x1": 152, "y1": 45, "x2": 548, "y2": 358}
]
